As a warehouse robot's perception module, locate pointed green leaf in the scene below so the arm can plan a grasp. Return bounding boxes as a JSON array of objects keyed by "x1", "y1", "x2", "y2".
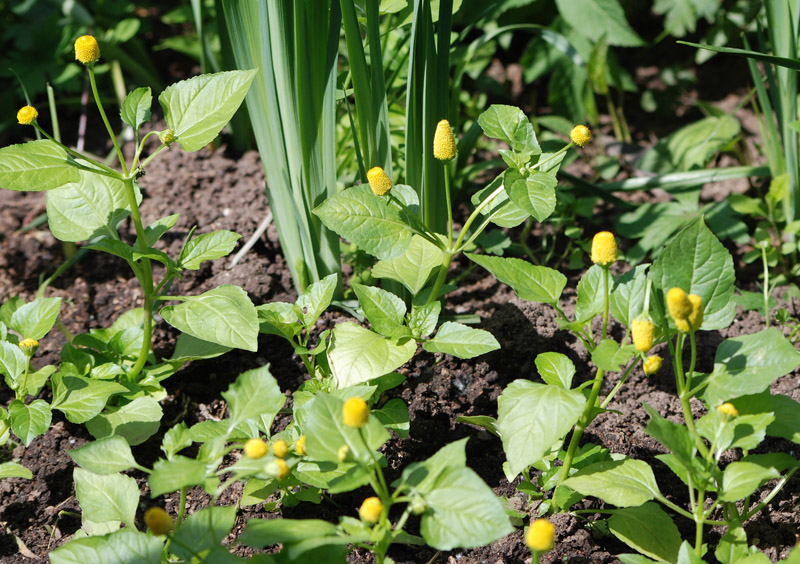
[
  {"x1": 9, "y1": 297, "x2": 61, "y2": 340},
  {"x1": 477, "y1": 105, "x2": 540, "y2": 153},
  {"x1": 179, "y1": 230, "x2": 241, "y2": 270},
  {"x1": 471, "y1": 174, "x2": 529, "y2": 229},
  {"x1": 86, "y1": 396, "x2": 162, "y2": 445},
  {"x1": 555, "y1": 0, "x2": 644, "y2": 46},
  {"x1": 608, "y1": 502, "x2": 682, "y2": 562},
  {"x1": 50, "y1": 529, "x2": 163, "y2": 564},
  {"x1": 327, "y1": 322, "x2": 416, "y2": 388},
  {"x1": 9, "y1": 399, "x2": 51, "y2": 446},
  {"x1": 611, "y1": 264, "x2": 649, "y2": 326},
  {"x1": 171, "y1": 506, "x2": 237, "y2": 561},
  {"x1": 372, "y1": 235, "x2": 444, "y2": 295},
  {"x1": 0, "y1": 461, "x2": 32, "y2": 479},
  {"x1": 0, "y1": 140, "x2": 79, "y2": 191},
  {"x1": 296, "y1": 273, "x2": 338, "y2": 328},
  {"x1": 563, "y1": 458, "x2": 661, "y2": 506},
  {"x1": 423, "y1": 322, "x2": 500, "y2": 359},
  {"x1": 221, "y1": 365, "x2": 285, "y2": 429},
  {"x1": 51, "y1": 373, "x2": 128, "y2": 424},
  {"x1": 575, "y1": 265, "x2": 605, "y2": 322},
  {"x1": 407, "y1": 302, "x2": 441, "y2": 339},
  {"x1": 592, "y1": 339, "x2": 635, "y2": 372},
  {"x1": 466, "y1": 254, "x2": 566, "y2": 305},
  {"x1": 0, "y1": 341, "x2": 27, "y2": 389},
  {"x1": 535, "y1": 352, "x2": 575, "y2": 388},
  {"x1": 74, "y1": 467, "x2": 138, "y2": 528},
  {"x1": 719, "y1": 462, "x2": 780, "y2": 502},
  {"x1": 149, "y1": 456, "x2": 208, "y2": 497},
  {"x1": 352, "y1": 284, "x2": 406, "y2": 336},
  {"x1": 120, "y1": 87, "x2": 152, "y2": 130},
  {"x1": 507, "y1": 172, "x2": 557, "y2": 222},
  {"x1": 69, "y1": 436, "x2": 138, "y2": 475}
]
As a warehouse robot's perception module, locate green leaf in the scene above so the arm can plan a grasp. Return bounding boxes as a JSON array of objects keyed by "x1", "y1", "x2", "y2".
[
  {"x1": 732, "y1": 392, "x2": 800, "y2": 444},
  {"x1": 221, "y1": 365, "x2": 285, "y2": 429},
  {"x1": 303, "y1": 392, "x2": 390, "y2": 465},
  {"x1": 9, "y1": 399, "x2": 51, "y2": 446},
  {"x1": 535, "y1": 352, "x2": 576, "y2": 388},
  {"x1": 466, "y1": 254, "x2": 566, "y2": 305},
  {"x1": 47, "y1": 171, "x2": 138, "y2": 242},
  {"x1": 719, "y1": 462, "x2": 780, "y2": 502},
  {"x1": 170, "y1": 333, "x2": 232, "y2": 362},
  {"x1": 372, "y1": 235, "x2": 444, "y2": 295},
  {"x1": 327, "y1": 322, "x2": 416, "y2": 389},
  {"x1": 555, "y1": 0, "x2": 644, "y2": 46},
  {"x1": 373, "y1": 398, "x2": 410, "y2": 438},
  {"x1": 0, "y1": 461, "x2": 32, "y2": 479},
  {"x1": 477, "y1": 105, "x2": 540, "y2": 153},
  {"x1": 50, "y1": 529, "x2": 163, "y2": 564},
  {"x1": 179, "y1": 230, "x2": 241, "y2": 269},
  {"x1": 716, "y1": 526, "x2": 749, "y2": 564},
  {"x1": 471, "y1": 175, "x2": 529, "y2": 229},
  {"x1": 423, "y1": 322, "x2": 499, "y2": 359},
  {"x1": 159, "y1": 69, "x2": 257, "y2": 152},
  {"x1": 651, "y1": 218, "x2": 736, "y2": 330},
  {"x1": 149, "y1": 456, "x2": 208, "y2": 497},
  {"x1": 0, "y1": 341, "x2": 27, "y2": 389},
  {"x1": 611, "y1": 264, "x2": 649, "y2": 326},
  {"x1": 352, "y1": 284, "x2": 406, "y2": 336},
  {"x1": 86, "y1": 396, "x2": 162, "y2": 446},
  {"x1": 120, "y1": 87, "x2": 152, "y2": 130},
  {"x1": 608, "y1": 502, "x2": 682, "y2": 562},
  {"x1": 256, "y1": 302, "x2": 302, "y2": 341},
  {"x1": 296, "y1": 274, "x2": 338, "y2": 328},
  {"x1": 643, "y1": 404, "x2": 695, "y2": 466},
  {"x1": 161, "y1": 285, "x2": 259, "y2": 351},
  {"x1": 0, "y1": 140, "x2": 79, "y2": 191},
  {"x1": 563, "y1": 458, "x2": 661, "y2": 506},
  {"x1": 677, "y1": 541, "x2": 708, "y2": 564},
  {"x1": 507, "y1": 172, "x2": 557, "y2": 222},
  {"x1": 161, "y1": 422, "x2": 193, "y2": 459},
  {"x1": 705, "y1": 328, "x2": 800, "y2": 405},
  {"x1": 171, "y1": 506, "x2": 237, "y2": 561},
  {"x1": 69, "y1": 436, "x2": 138, "y2": 475},
  {"x1": 140, "y1": 214, "x2": 180, "y2": 248},
  {"x1": 407, "y1": 302, "x2": 441, "y2": 339},
  {"x1": 313, "y1": 185, "x2": 415, "y2": 260},
  {"x1": 240, "y1": 519, "x2": 339, "y2": 547},
  {"x1": 497, "y1": 380, "x2": 586, "y2": 477},
  {"x1": 575, "y1": 265, "x2": 605, "y2": 322},
  {"x1": 9, "y1": 297, "x2": 61, "y2": 340},
  {"x1": 591, "y1": 339, "x2": 635, "y2": 372},
  {"x1": 51, "y1": 373, "x2": 128, "y2": 424},
  {"x1": 74, "y1": 467, "x2": 138, "y2": 528}
]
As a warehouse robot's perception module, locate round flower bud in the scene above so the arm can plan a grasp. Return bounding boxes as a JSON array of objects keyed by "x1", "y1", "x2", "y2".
[
  {"x1": 19, "y1": 338, "x2": 40, "y2": 357},
  {"x1": 643, "y1": 355, "x2": 662, "y2": 376},
  {"x1": 526, "y1": 518, "x2": 555, "y2": 552},
  {"x1": 367, "y1": 166, "x2": 392, "y2": 196},
  {"x1": 144, "y1": 507, "x2": 173, "y2": 535},
  {"x1": 433, "y1": 119, "x2": 457, "y2": 161},
  {"x1": 17, "y1": 106, "x2": 38, "y2": 126},
  {"x1": 74, "y1": 35, "x2": 100, "y2": 65},
  {"x1": 266, "y1": 458, "x2": 290, "y2": 479},
  {"x1": 343, "y1": 397, "x2": 369, "y2": 428},
  {"x1": 410, "y1": 495, "x2": 427, "y2": 514},
  {"x1": 359, "y1": 496, "x2": 383, "y2": 524},
  {"x1": 590, "y1": 231, "x2": 617, "y2": 266},
  {"x1": 244, "y1": 438, "x2": 268, "y2": 459},
  {"x1": 717, "y1": 402, "x2": 738, "y2": 418},
  {"x1": 631, "y1": 317, "x2": 654, "y2": 353},
  {"x1": 295, "y1": 435, "x2": 306, "y2": 456},
  {"x1": 337, "y1": 444, "x2": 350, "y2": 462},
  {"x1": 272, "y1": 439, "x2": 288, "y2": 458},
  {"x1": 570, "y1": 124, "x2": 591, "y2": 147},
  {"x1": 687, "y1": 294, "x2": 704, "y2": 331},
  {"x1": 666, "y1": 287, "x2": 692, "y2": 326}
]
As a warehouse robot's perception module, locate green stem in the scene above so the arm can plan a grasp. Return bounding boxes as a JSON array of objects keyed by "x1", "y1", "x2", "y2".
[
  {"x1": 443, "y1": 163, "x2": 454, "y2": 248},
  {"x1": 130, "y1": 131, "x2": 163, "y2": 171},
  {"x1": 740, "y1": 466, "x2": 798, "y2": 521},
  {"x1": 601, "y1": 266, "x2": 610, "y2": 340},
  {"x1": 177, "y1": 487, "x2": 188, "y2": 525},
  {"x1": 87, "y1": 65, "x2": 127, "y2": 175},
  {"x1": 762, "y1": 245, "x2": 770, "y2": 328},
  {"x1": 426, "y1": 251, "x2": 454, "y2": 305},
  {"x1": 600, "y1": 359, "x2": 638, "y2": 409},
  {"x1": 33, "y1": 125, "x2": 119, "y2": 176},
  {"x1": 694, "y1": 490, "x2": 706, "y2": 555}
]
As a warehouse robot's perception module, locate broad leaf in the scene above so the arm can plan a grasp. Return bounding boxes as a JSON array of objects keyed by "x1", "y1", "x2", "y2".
[
  {"x1": 221, "y1": 365, "x2": 285, "y2": 429},
  {"x1": 161, "y1": 285, "x2": 259, "y2": 351},
  {"x1": 407, "y1": 302, "x2": 441, "y2": 339},
  {"x1": 50, "y1": 529, "x2": 162, "y2": 564},
  {"x1": 159, "y1": 69, "x2": 257, "y2": 152},
  {"x1": 592, "y1": 339, "x2": 635, "y2": 372},
  {"x1": 69, "y1": 436, "x2": 139, "y2": 475},
  {"x1": 611, "y1": 264, "x2": 649, "y2": 326},
  {"x1": 563, "y1": 458, "x2": 661, "y2": 506},
  {"x1": 507, "y1": 172, "x2": 557, "y2": 222},
  {"x1": 179, "y1": 230, "x2": 241, "y2": 269},
  {"x1": 471, "y1": 175, "x2": 529, "y2": 229},
  {"x1": 327, "y1": 322, "x2": 416, "y2": 388},
  {"x1": 0, "y1": 461, "x2": 32, "y2": 479},
  {"x1": 373, "y1": 398, "x2": 410, "y2": 438},
  {"x1": 9, "y1": 297, "x2": 62, "y2": 340},
  {"x1": 296, "y1": 274, "x2": 338, "y2": 328},
  {"x1": 555, "y1": 0, "x2": 644, "y2": 46},
  {"x1": 86, "y1": 396, "x2": 162, "y2": 445},
  {"x1": 423, "y1": 322, "x2": 500, "y2": 359},
  {"x1": 149, "y1": 456, "x2": 208, "y2": 497},
  {"x1": 0, "y1": 139, "x2": 79, "y2": 191},
  {"x1": 171, "y1": 506, "x2": 237, "y2": 561},
  {"x1": 535, "y1": 352, "x2": 575, "y2": 388},
  {"x1": 0, "y1": 341, "x2": 27, "y2": 389},
  {"x1": 372, "y1": 235, "x2": 444, "y2": 295},
  {"x1": 352, "y1": 284, "x2": 406, "y2": 336},
  {"x1": 467, "y1": 254, "x2": 566, "y2": 305},
  {"x1": 719, "y1": 462, "x2": 780, "y2": 502},
  {"x1": 609, "y1": 502, "x2": 682, "y2": 562},
  {"x1": 120, "y1": 87, "x2": 152, "y2": 130},
  {"x1": 51, "y1": 373, "x2": 128, "y2": 424},
  {"x1": 575, "y1": 265, "x2": 605, "y2": 322},
  {"x1": 9, "y1": 399, "x2": 51, "y2": 446},
  {"x1": 240, "y1": 519, "x2": 339, "y2": 547},
  {"x1": 74, "y1": 467, "x2": 138, "y2": 528},
  {"x1": 477, "y1": 105, "x2": 540, "y2": 153},
  {"x1": 732, "y1": 392, "x2": 800, "y2": 444},
  {"x1": 497, "y1": 380, "x2": 586, "y2": 477}
]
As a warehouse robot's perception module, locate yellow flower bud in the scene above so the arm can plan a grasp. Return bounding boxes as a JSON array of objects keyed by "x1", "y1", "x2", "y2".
[
  {"x1": 244, "y1": 438, "x2": 268, "y2": 459},
  {"x1": 17, "y1": 106, "x2": 38, "y2": 126},
  {"x1": 337, "y1": 444, "x2": 350, "y2": 462},
  {"x1": 666, "y1": 287, "x2": 692, "y2": 327},
  {"x1": 343, "y1": 397, "x2": 369, "y2": 428},
  {"x1": 19, "y1": 338, "x2": 40, "y2": 357},
  {"x1": 295, "y1": 435, "x2": 306, "y2": 456},
  {"x1": 526, "y1": 518, "x2": 555, "y2": 552},
  {"x1": 272, "y1": 439, "x2": 288, "y2": 458},
  {"x1": 631, "y1": 318, "x2": 654, "y2": 353},
  {"x1": 367, "y1": 166, "x2": 392, "y2": 196},
  {"x1": 266, "y1": 458, "x2": 290, "y2": 479},
  {"x1": 159, "y1": 129, "x2": 175, "y2": 146},
  {"x1": 590, "y1": 231, "x2": 617, "y2": 266},
  {"x1": 74, "y1": 35, "x2": 100, "y2": 65},
  {"x1": 570, "y1": 124, "x2": 591, "y2": 147},
  {"x1": 359, "y1": 496, "x2": 383, "y2": 524},
  {"x1": 643, "y1": 355, "x2": 662, "y2": 376},
  {"x1": 433, "y1": 119, "x2": 457, "y2": 161},
  {"x1": 687, "y1": 294, "x2": 703, "y2": 331},
  {"x1": 144, "y1": 507, "x2": 173, "y2": 535},
  {"x1": 717, "y1": 402, "x2": 738, "y2": 418}
]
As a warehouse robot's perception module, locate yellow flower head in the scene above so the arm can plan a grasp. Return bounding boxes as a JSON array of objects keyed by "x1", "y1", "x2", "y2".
[
  {"x1": 631, "y1": 317, "x2": 654, "y2": 353},
  {"x1": 367, "y1": 166, "x2": 392, "y2": 196},
  {"x1": 74, "y1": 35, "x2": 100, "y2": 64},
  {"x1": 244, "y1": 438, "x2": 268, "y2": 459},
  {"x1": 687, "y1": 294, "x2": 703, "y2": 331},
  {"x1": 343, "y1": 397, "x2": 369, "y2": 428},
  {"x1": 643, "y1": 355, "x2": 662, "y2": 376},
  {"x1": 267, "y1": 458, "x2": 290, "y2": 479},
  {"x1": 526, "y1": 518, "x2": 555, "y2": 552},
  {"x1": 433, "y1": 119, "x2": 457, "y2": 161},
  {"x1": 590, "y1": 231, "x2": 617, "y2": 266},
  {"x1": 337, "y1": 444, "x2": 350, "y2": 462},
  {"x1": 19, "y1": 337, "x2": 40, "y2": 357},
  {"x1": 17, "y1": 106, "x2": 38, "y2": 125},
  {"x1": 717, "y1": 402, "x2": 738, "y2": 418},
  {"x1": 570, "y1": 124, "x2": 591, "y2": 147},
  {"x1": 666, "y1": 287, "x2": 692, "y2": 327},
  {"x1": 359, "y1": 496, "x2": 383, "y2": 524},
  {"x1": 295, "y1": 435, "x2": 306, "y2": 456},
  {"x1": 159, "y1": 129, "x2": 175, "y2": 146},
  {"x1": 272, "y1": 439, "x2": 288, "y2": 458},
  {"x1": 144, "y1": 507, "x2": 173, "y2": 535}
]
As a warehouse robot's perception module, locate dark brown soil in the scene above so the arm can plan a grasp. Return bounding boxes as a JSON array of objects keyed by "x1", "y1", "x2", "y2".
[{"x1": 0, "y1": 132, "x2": 798, "y2": 563}]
